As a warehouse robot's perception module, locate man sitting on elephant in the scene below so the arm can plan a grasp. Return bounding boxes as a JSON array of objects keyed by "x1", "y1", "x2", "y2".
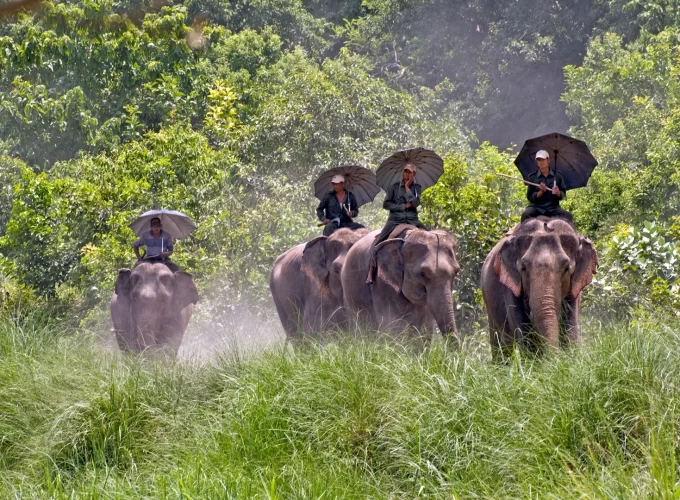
[
  {"x1": 133, "y1": 217, "x2": 180, "y2": 272},
  {"x1": 316, "y1": 175, "x2": 365, "y2": 236},
  {"x1": 521, "y1": 150, "x2": 573, "y2": 223},
  {"x1": 366, "y1": 163, "x2": 426, "y2": 285}
]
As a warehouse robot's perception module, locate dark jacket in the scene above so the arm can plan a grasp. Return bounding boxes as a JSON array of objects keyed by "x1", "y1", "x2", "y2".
[
  {"x1": 383, "y1": 181, "x2": 422, "y2": 224},
  {"x1": 526, "y1": 170, "x2": 567, "y2": 207},
  {"x1": 316, "y1": 191, "x2": 359, "y2": 224}
]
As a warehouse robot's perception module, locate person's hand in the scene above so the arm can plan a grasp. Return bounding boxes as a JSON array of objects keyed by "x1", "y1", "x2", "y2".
[
  {"x1": 539, "y1": 182, "x2": 548, "y2": 192},
  {"x1": 405, "y1": 202, "x2": 412, "y2": 208},
  {"x1": 405, "y1": 178, "x2": 413, "y2": 190},
  {"x1": 323, "y1": 218, "x2": 330, "y2": 225},
  {"x1": 551, "y1": 185, "x2": 561, "y2": 197}
]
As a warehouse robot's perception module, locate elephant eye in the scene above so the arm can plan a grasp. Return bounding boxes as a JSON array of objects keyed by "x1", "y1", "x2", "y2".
[{"x1": 419, "y1": 271, "x2": 428, "y2": 280}]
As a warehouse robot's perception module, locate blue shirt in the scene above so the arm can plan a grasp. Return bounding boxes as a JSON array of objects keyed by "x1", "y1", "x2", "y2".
[{"x1": 133, "y1": 230, "x2": 173, "y2": 258}]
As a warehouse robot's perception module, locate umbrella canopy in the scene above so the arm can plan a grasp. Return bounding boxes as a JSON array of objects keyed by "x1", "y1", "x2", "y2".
[
  {"x1": 375, "y1": 148, "x2": 444, "y2": 192},
  {"x1": 130, "y1": 209, "x2": 197, "y2": 239},
  {"x1": 313, "y1": 165, "x2": 380, "y2": 209},
  {"x1": 514, "y1": 132, "x2": 598, "y2": 191}
]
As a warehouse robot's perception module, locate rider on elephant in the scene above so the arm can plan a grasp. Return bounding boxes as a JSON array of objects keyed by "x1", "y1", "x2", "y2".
[
  {"x1": 133, "y1": 217, "x2": 180, "y2": 272},
  {"x1": 366, "y1": 163, "x2": 426, "y2": 285},
  {"x1": 316, "y1": 175, "x2": 365, "y2": 236},
  {"x1": 521, "y1": 150, "x2": 573, "y2": 223}
]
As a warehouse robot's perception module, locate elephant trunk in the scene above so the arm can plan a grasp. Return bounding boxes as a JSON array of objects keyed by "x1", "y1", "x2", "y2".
[
  {"x1": 133, "y1": 294, "x2": 165, "y2": 350},
  {"x1": 528, "y1": 283, "x2": 561, "y2": 350},
  {"x1": 428, "y1": 285, "x2": 457, "y2": 337}
]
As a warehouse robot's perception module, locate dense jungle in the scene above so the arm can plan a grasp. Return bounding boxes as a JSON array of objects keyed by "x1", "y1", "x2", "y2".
[{"x1": 3, "y1": 0, "x2": 680, "y2": 496}]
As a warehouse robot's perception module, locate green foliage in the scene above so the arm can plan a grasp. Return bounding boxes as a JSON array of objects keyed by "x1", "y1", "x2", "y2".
[
  {"x1": 0, "y1": 1, "x2": 212, "y2": 168},
  {"x1": 586, "y1": 221, "x2": 680, "y2": 316},
  {"x1": 237, "y1": 48, "x2": 465, "y2": 181},
  {"x1": 0, "y1": 152, "x2": 25, "y2": 236},
  {"x1": 564, "y1": 30, "x2": 680, "y2": 230}
]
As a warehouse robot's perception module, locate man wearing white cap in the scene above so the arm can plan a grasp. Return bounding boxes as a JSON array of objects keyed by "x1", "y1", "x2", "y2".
[
  {"x1": 316, "y1": 174, "x2": 364, "y2": 236},
  {"x1": 521, "y1": 150, "x2": 573, "y2": 223}
]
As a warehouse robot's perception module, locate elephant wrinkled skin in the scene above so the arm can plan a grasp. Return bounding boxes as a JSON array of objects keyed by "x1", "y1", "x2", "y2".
[
  {"x1": 481, "y1": 217, "x2": 598, "y2": 358},
  {"x1": 110, "y1": 262, "x2": 199, "y2": 355},
  {"x1": 341, "y1": 227, "x2": 460, "y2": 338},
  {"x1": 270, "y1": 228, "x2": 368, "y2": 339}
]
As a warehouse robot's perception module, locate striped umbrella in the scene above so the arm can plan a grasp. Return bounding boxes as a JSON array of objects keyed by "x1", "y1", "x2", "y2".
[
  {"x1": 130, "y1": 209, "x2": 197, "y2": 239},
  {"x1": 313, "y1": 165, "x2": 380, "y2": 209},
  {"x1": 375, "y1": 148, "x2": 444, "y2": 192}
]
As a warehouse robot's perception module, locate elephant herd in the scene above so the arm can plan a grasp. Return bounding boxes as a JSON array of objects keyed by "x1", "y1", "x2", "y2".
[
  {"x1": 109, "y1": 217, "x2": 598, "y2": 358},
  {"x1": 270, "y1": 217, "x2": 598, "y2": 357}
]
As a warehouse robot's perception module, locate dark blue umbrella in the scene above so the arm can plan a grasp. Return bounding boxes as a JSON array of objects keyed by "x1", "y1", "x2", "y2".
[{"x1": 514, "y1": 132, "x2": 598, "y2": 191}]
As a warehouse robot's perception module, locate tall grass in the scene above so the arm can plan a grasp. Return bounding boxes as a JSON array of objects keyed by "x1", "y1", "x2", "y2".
[{"x1": 1, "y1": 314, "x2": 679, "y2": 498}]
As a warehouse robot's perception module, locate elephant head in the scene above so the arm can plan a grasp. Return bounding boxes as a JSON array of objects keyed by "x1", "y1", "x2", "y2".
[
  {"x1": 494, "y1": 218, "x2": 598, "y2": 348},
  {"x1": 302, "y1": 228, "x2": 368, "y2": 301},
  {"x1": 111, "y1": 263, "x2": 199, "y2": 354},
  {"x1": 374, "y1": 229, "x2": 460, "y2": 335}
]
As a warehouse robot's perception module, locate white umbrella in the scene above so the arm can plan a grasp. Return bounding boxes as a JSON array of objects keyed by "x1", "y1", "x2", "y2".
[
  {"x1": 313, "y1": 165, "x2": 380, "y2": 208},
  {"x1": 129, "y1": 209, "x2": 197, "y2": 239},
  {"x1": 375, "y1": 148, "x2": 444, "y2": 192}
]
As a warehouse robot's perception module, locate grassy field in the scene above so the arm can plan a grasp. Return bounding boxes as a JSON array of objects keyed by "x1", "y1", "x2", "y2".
[{"x1": 1, "y1": 313, "x2": 679, "y2": 498}]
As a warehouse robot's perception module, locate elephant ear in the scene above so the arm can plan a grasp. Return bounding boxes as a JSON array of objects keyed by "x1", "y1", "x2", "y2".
[
  {"x1": 302, "y1": 236, "x2": 329, "y2": 283},
  {"x1": 114, "y1": 269, "x2": 132, "y2": 297},
  {"x1": 570, "y1": 237, "x2": 598, "y2": 298},
  {"x1": 494, "y1": 238, "x2": 522, "y2": 297},
  {"x1": 172, "y1": 271, "x2": 199, "y2": 310},
  {"x1": 375, "y1": 239, "x2": 404, "y2": 294}
]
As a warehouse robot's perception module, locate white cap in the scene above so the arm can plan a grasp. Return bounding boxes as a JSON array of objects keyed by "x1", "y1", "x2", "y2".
[
  {"x1": 403, "y1": 164, "x2": 416, "y2": 172},
  {"x1": 331, "y1": 174, "x2": 345, "y2": 183},
  {"x1": 535, "y1": 150, "x2": 550, "y2": 159}
]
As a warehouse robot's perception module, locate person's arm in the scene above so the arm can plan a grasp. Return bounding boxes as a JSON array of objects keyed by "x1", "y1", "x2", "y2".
[
  {"x1": 316, "y1": 194, "x2": 327, "y2": 222},
  {"x1": 348, "y1": 192, "x2": 358, "y2": 218},
  {"x1": 405, "y1": 184, "x2": 420, "y2": 208},
  {"x1": 555, "y1": 173, "x2": 566, "y2": 200},
  {"x1": 161, "y1": 235, "x2": 174, "y2": 258},
  {"x1": 527, "y1": 184, "x2": 538, "y2": 203},
  {"x1": 383, "y1": 184, "x2": 405, "y2": 212},
  {"x1": 133, "y1": 237, "x2": 144, "y2": 261}
]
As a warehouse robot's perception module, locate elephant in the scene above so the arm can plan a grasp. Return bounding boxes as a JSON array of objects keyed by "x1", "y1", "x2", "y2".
[
  {"x1": 110, "y1": 262, "x2": 199, "y2": 355},
  {"x1": 341, "y1": 226, "x2": 460, "y2": 338},
  {"x1": 269, "y1": 227, "x2": 368, "y2": 340},
  {"x1": 480, "y1": 217, "x2": 598, "y2": 358}
]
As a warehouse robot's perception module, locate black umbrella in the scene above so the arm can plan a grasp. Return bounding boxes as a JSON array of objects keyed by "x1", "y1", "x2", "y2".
[
  {"x1": 514, "y1": 132, "x2": 598, "y2": 191},
  {"x1": 376, "y1": 148, "x2": 443, "y2": 192},
  {"x1": 313, "y1": 165, "x2": 380, "y2": 209}
]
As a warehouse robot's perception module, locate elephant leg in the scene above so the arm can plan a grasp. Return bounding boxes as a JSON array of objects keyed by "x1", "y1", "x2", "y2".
[
  {"x1": 111, "y1": 295, "x2": 138, "y2": 352},
  {"x1": 561, "y1": 295, "x2": 581, "y2": 347},
  {"x1": 492, "y1": 290, "x2": 530, "y2": 361}
]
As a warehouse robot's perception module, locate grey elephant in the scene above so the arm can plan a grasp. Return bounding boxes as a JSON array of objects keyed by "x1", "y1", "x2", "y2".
[
  {"x1": 270, "y1": 227, "x2": 368, "y2": 340},
  {"x1": 110, "y1": 262, "x2": 199, "y2": 354},
  {"x1": 341, "y1": 227, "x2": 460, "y2": 337},
  {"x1": 480, "y1": 217, "x2": 598, "y2": 358}
]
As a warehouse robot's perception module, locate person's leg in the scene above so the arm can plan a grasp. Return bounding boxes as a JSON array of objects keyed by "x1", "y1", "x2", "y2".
[
  {"x1": 342, "y1": 222, "x2": 365, "y2": 231},
  {"x1": 546, "y1": 206, "x2": 574, "y2": 223},
  {"x1": 323, "y1": 222, "x2": 338, "y2": 236},
  {"x1": 366, "y1": 222, "x2": 398, "y2": 285},
  {"x1": 163, "y1": 260, "x2": 181, "y2": 273},
  {"x1": 521, "y1": 205, "x2": 544, "y2": 223}
]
